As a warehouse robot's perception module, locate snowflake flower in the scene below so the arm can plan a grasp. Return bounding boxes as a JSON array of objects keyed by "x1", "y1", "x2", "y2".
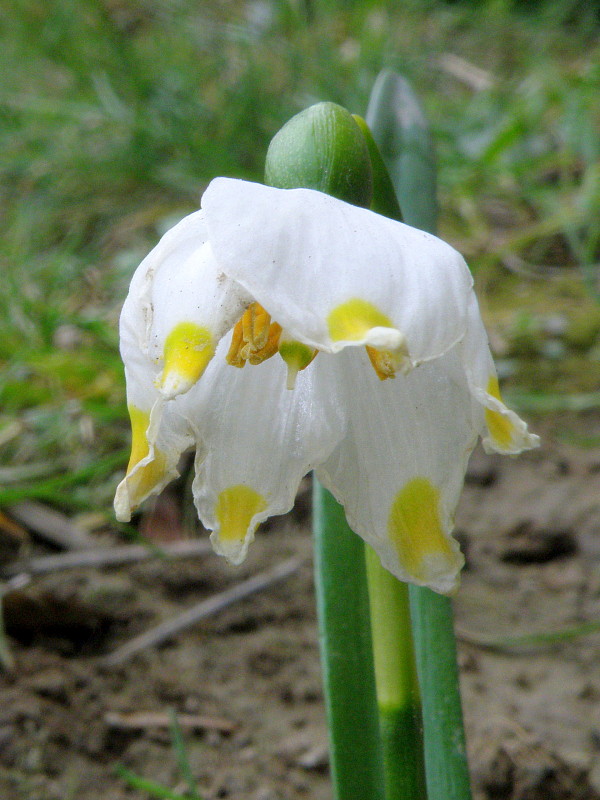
[{"x1": 114, "y1": 178, "x2": 538, "y2": 594}]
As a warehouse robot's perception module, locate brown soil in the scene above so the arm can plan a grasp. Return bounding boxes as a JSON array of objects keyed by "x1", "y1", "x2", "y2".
[{"x1": 2, "y1": 415, "x2": 600, "y2": 800}]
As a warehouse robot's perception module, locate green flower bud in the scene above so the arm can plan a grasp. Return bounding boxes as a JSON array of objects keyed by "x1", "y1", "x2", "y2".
[{"x1": 265, "y1": 101, "x2": 373, "y2": 208}]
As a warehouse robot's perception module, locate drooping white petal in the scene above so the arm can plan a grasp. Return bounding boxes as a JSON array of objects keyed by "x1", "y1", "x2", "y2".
[
  {"x1": 125, "y1": 209, "x2": 250, "y2": 400},
  {"x1": 125, "y1": 209, "x2": 208, "y2": 351},
  {"x1": 316, "y1": 347, "x2": 481, "y2": 594},
  {"x1": 187, "y1": 337, "x2": 345, "y2": 564},
  {"x1": 149, "y1": 243, "x2": 250, "y2": 399},
  {"x1": 459, "y1": 294, "x2": 540, "y2": 454},
  {"x1": 114, "y1": 301, "x2": 196, "y2": 522},
  {"x1": 114, "y1": 210, "x2": 249, "y2": 522},
  {"x1": 202, "y1": 178, "x2": 473, "y2": 367},
  {"x1": 113, "y1": 395, "x2": 195, "y2": 523}
]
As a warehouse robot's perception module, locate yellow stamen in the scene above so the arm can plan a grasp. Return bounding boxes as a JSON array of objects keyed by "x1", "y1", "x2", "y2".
[
  {"x1": 327, "y1": 298, "x2": 394, "y2": 342},
  {"x1": 125, "y1": 405, "x2": 168, "y2": 508},
  {"x1": 388, "y1": 477, "x2": 460, "y2": 584},
  {"x1": 226, "y1": 303, "x2": 282, "y2": 368},
  {"x1": 248, "y1": 322, "x2": 283, "y2": 365},
  {"x1": 160, "y1": 321, "x2": 214, "y2": 396},
  {"x1": 226, "y1": 317, "x2": 247, "y2": 368},
  {"x1": 366, "y1": 346, "x2": 397, "y2": 380},
  {"x1": 278, "y1": 340, "x2": 318, "y2": 389},
  {"x1": 485, "y1": 376, "x2": 515, "y2": 450},
  {"x1": 241, "y1": 303, "x2": 271, "y2": 356},
  {"x1": 215, "y1": 485, "x2": 266, "y2": 544}
]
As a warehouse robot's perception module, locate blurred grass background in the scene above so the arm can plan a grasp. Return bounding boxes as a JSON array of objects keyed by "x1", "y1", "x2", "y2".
[{"x1": 0, "y1": 0, "x2": 599, "y2": 521}]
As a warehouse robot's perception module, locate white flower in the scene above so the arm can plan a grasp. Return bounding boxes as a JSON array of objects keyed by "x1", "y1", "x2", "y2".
[{"x1": 114, "y1": 178, "x2": 538, "y2": 594}]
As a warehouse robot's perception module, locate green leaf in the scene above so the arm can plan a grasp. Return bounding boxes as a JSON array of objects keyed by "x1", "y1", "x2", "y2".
[{"x1": 366, "y1": 69, "x2": 437, "y2": 234}]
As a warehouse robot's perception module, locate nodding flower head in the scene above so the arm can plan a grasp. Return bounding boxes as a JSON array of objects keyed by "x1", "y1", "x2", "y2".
[{"x1": 114, "y1": 177, "x2": 538, "y2": 595}]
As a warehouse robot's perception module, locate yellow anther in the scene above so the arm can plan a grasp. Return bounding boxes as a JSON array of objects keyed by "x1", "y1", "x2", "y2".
[
  {"x1": 248, "y1": 322, "x2": 282, "y2": 365},
  {"x1": 226, "y1": 302, "x2": 282, "y2": 368},
  {"x1": 240, "y1": 303, "x2": 272, "y2": 358},
  {"x1": 226, "y1": 317, "x2": 247, "y2": 368},
  {"x1": 366, "y1": 346, "x2": 397, "y2": 380},
  {"x1": 366, "y1": 342, "x2": 411, "y2": 380}
]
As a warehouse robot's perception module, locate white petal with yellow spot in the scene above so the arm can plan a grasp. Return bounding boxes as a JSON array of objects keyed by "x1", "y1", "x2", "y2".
[
  {"x1": 114, "y1": 211, "x2": 252, "y2": 521},
  {"x1": 113, "y1": 398, "x2": 195, "y2": 522},
  {"x1": 316, "y1": 347, "x2": 476, "y2": 594},
  {"x1": 202, "y1": 179, "x2": 474, "y2": 367},
  {"x1": 114, "y1": 177, "x2": 539, "y2": 594},
  {"x1": 189, "y1": 335, "x2": 345, "y2": 564},
  {"x1": 459, "y1": 295, "x2": 539, "y2": 454},
  {"x1": 149, "y1": 242, "x2": 248, "y2": 399}
]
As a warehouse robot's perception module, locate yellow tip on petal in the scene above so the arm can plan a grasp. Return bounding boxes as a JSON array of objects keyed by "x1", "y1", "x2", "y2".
[
  {"x1": 388, "y1": 477, "x2": 462, "y2": 592},
  {"x1": 327, "y1": 298, "x2": 394, "y2": 343},
  {"x1": 214, "y1": 484, "x2": 266, "y2": 562},
  {"x1": 159, "y1": 322, "x2": 214, "y2": 398},
  {"x1": 115, "y1": 406, "x2": 169, "y2": 520},
  {"x1": 484, "y1": 376, "x2": 516, "y2": 451},
  {"x1": 126, "y1": 406, "x2": 152, "y2": 473}
]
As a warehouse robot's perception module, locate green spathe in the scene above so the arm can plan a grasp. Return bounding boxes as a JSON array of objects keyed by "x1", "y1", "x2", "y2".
[{"x1": 265, "y1": 101, "x2": 373, "y2": 208}]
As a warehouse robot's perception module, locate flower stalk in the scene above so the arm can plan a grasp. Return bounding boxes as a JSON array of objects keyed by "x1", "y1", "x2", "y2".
[
  {"x1": 367, "y1": 69, "x2": 472, "y2": 800},
  {"x1": 267, "y1": 102, "x2": 386, "y2": 800},
  {"x1": 365, "y1": 547, "x2": 427, "y2": 800},
  {"x1": 313, "y1": 481, "x2": 386, "y2": 800}
]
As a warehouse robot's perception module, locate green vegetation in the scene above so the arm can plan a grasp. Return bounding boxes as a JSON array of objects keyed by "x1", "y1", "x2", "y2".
[
  {"x1": 1, "y1": 0, "x2": 599, "y2": 515},
  {"x1": 116, "y1": 710, "x2": 204, "y2": 799}
]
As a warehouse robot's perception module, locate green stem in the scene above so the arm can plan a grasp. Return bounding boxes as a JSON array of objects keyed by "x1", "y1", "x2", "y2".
[
  {"x1": 409, "y1": 588, "x2": 471, "y2": 800},
  {"x1": 367, "y1": 68, "x2": 473, "y2": 800},
  {"x1": 312, "y1": 480, "x2": 386, "y2": 800},
  {"x1": 366, "y1": 547, "x2": 427, "y2": 800}
]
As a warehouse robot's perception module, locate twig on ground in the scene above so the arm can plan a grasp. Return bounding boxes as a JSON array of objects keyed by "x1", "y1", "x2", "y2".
[
  {"x1": 2, "y1": 538, "x2": 213, "y2": 580},
  {"x1": 0, "y1": 584, "x2": 15, "y2": 673},
  {"x1": 438, "y1": 53, "x2": 494, "y2": 91},
  {"x1": 101, "y1": 557, "x2": 303, "y2": 667},
  {"x1": 104, "y1": 711, "x2": 236, "y2": 734},
  {"x1": 0, "y1": 510, "x2": 30, "y2": 546},
  {"x1": 7, "y1": 500, "x2": 96, "y2": 550}
]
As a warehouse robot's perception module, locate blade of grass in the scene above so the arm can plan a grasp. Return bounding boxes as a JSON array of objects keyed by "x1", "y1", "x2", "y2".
[
  {"x1": 169, "y1": 710, "x2": 200, "y2": 799},
  {"x1": 0, "y1": 449, "x2": 129, "y2": 506},
  {"x1": 458, "y1": 619, "x2": 600, "y2": 652},
  {"x1": 115, "y1": 765, "x2": 201, "y2": 800},
  {"x1": 409, "y1": 588, "x2": 471, "y2": 800},
  {"x1": 505, "y1": 390, "x2": 600, "y2": 414},
  {"x1": 366, "y1": 69, "x2": 437, "y2": 234}
]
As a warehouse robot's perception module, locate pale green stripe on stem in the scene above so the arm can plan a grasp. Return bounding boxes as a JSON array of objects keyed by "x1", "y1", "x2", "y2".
[{"x1": 365, "y1": 546, "x2": 427, "y2": 800}]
